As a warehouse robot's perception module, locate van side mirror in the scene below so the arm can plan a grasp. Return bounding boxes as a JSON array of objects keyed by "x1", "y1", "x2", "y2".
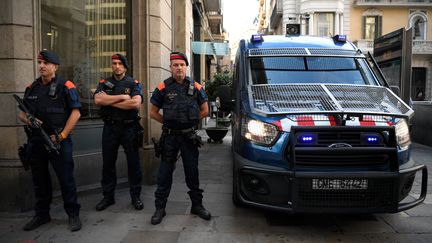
[
  {"x1": 216, "y1": 85, "x2": 234, "y2": 112},
  {"x1": 390, "y1": 85, "x2": 401, "y2": 97}
]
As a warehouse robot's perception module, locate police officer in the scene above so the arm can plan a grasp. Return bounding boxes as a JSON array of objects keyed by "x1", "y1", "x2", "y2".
[
  {"x1": 150, "y1": 52, "x2": 211, "y2": 225},
  {"x1": 94, "y1": 53, "x2": 144, "y2": 211},
  {"x1": 18, "y1": 50, "x2": 82, "y2": 231}
]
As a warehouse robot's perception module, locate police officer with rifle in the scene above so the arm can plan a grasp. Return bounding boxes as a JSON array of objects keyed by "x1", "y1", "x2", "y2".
[
  {"x1": 17, "y1": 50, "x2": 82, "y2": 232},
  {"x1": 14, "y1": 94, "x2": 59, "y2": 169},
  {"x1": 150, "y1": 52, "x2": 211, "y2": 225}
]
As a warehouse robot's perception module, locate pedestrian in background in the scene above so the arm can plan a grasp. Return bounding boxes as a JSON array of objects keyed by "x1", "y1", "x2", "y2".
[
  {"x1": 18, "y1": 50, "x2": 82, "y2": 232},
  {"x1": 94, "y1": 53, "x2": 144, "y2": 211},
  {"x1": 149, "y1": 52, "x2": 211, "y2": 225}
]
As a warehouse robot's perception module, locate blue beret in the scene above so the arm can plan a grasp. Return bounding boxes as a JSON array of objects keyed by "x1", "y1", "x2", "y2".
[
  {"x1": 38, "y1": 50, "x2": 60, "y2": 65},
  {"x1": 112, "y1": 53, "x2": 129, "y2": 69}
]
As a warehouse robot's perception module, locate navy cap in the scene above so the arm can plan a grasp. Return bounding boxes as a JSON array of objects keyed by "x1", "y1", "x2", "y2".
[
  {"x1": 112, "y1": 53, "x2": 129, "y2": 69},
  {"x1": 170, "y1": 52, "x2": 189, "y2": 66},
  {"x1": 38, "y1": 50, "x2": 60, "y2": 65}
]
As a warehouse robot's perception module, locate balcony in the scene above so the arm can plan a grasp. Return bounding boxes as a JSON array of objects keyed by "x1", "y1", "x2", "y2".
[
  {"x1": 207, "y1": 11, "x2": 223, "y2": 35},
  {"x1": 270, "y1": 0, "x2": 283, "y2": 29},
  {"x1": 354, "y1": 0, "x2": 432, "y2": 7},
  {"x1": 203, "y1": 0, "x2": 221, "y2": 12},
  {"x1": 413, "y1": 40, "x2": 432, "y2": 54},
  {"x1": 353, "y1": 39, "x2": 432, "y2": 55},
  {"x1": 353, "y1": 39, "x2": 375, "y2": 54}
]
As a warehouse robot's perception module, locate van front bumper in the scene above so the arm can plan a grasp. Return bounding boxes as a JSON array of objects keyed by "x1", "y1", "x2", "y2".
[{"x1": 234, "y1": 152, "x2": 428, "y2": 214}]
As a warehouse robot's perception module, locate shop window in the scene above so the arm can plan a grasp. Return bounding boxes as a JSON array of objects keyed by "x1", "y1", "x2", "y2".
[{"x1": 41, "y1": 0, "x2": 132, "y2": 118}]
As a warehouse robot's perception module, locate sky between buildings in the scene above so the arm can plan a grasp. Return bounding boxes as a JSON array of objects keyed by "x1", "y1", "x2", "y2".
[{"x1": 222, "y1": 0, "x2": 260, "y2": 47}]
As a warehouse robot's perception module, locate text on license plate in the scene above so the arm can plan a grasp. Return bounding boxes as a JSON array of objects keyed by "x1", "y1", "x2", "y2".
[{"x1": 312, "y1": 179, "x2": 368, "y2": 190}]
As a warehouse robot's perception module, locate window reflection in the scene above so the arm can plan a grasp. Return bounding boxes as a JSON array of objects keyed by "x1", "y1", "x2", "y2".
[{"x1": 41, "y1": 0, "x2": 131, "y2": 118}]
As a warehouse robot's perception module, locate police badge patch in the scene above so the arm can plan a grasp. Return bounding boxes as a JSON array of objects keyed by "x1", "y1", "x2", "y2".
[
  {"x1": 167, "y1": 92, "x2": 177, "y2": 101},
  {"x1": 124, "y1": 88, "x2": 131, "y2": 94}
]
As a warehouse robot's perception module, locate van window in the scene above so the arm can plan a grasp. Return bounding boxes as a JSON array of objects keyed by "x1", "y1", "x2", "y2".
[{"x1": 250, "y1": 57, "x2": 376, "y2": 85}]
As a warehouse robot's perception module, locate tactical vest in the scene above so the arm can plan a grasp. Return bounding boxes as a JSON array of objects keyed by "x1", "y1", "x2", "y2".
[
  {"x1": 162, "y1": 77, "x2": 200, "y2": 128},
  {"x1": 99, "y1": 76, "x2": 139, "y2": 120},
  {"x1": 24, "y1": 76, "x2": 69, "y2": 134}
]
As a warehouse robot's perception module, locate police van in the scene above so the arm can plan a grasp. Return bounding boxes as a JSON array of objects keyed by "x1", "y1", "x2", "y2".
[{"x1": 219, "y1": 31, "x2": 428, "y2": 213}]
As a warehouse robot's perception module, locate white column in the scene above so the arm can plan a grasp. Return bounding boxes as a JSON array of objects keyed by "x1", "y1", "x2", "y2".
[
  {"x1": 335, "y1": 12, "x2": 340, "y2": 35},
  {"x1": 308, "y1": 12, "x2": 314, "y2": 35},
  {"x1": 340, "y1": 13, "x2": 344, "y2": 34}
]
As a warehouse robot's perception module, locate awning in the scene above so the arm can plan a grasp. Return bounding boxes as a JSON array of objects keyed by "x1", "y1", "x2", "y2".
[{"x1": 192, "y1": 41, "x2": 229, "y2": 56}]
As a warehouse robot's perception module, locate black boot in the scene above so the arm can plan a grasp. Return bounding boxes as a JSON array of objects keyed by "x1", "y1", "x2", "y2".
[
  {"x1": 150, "y1": 208, "x2": 166, "y2": 225},
  {"x1": 68, "y1": 215, "x2": 82, "y2": 232},
  {"x1": 132, "y1": 197, "x2": 144, "y2": 210},
  {"x1": 95, "y1": 197, "x2": 115, "y2": 211},
  {"x1": 22, "y1": 215, "x2": 51, "y2": 231},
  {"x1": 191, "y1": 205, "x2": 211, "y2": 220}
]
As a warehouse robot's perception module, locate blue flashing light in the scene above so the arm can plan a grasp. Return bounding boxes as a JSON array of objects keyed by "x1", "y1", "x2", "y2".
[
  {"x1": 299, "y1": 135, "x2": 315, "y2": 143},
  {"x1": 365, "y1": 135, "x2": 379, "y2": 144},
  {"x1": 251, "y1": 34, "x2": 264, "y2": 43},
  {"x1": 333, "y1": 34, "x2": 347, "y2": 42}
]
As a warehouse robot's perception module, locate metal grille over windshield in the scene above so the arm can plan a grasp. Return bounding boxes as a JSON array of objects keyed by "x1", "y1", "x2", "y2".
[
  {"x1": 248, "y1": 48, "x2": 362, "y2": 57},
  {"x1": 250, "y1": 84, "x2": 413, "y2": 118},
  {"x1": 249, "y1": 48, "x2": 309, "y2": 56}
]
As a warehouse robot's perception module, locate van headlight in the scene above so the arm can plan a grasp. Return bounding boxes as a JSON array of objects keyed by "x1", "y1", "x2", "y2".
[
  {"x1": 395, "y1": 119, "x2": 411, "y2": 150},
  {"x1": 241, "y1": 117, "x2": 279, "y2": 145}
]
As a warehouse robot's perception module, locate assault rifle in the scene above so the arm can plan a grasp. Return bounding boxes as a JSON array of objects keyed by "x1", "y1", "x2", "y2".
[{"x1": 13, "y1": 94, "x2": 60, "y2": 155}]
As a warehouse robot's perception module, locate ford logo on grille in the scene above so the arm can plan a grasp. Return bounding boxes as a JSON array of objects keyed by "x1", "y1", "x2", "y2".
[{"x1": 328, "y1": 143, "x2": 352, "y2": 148}]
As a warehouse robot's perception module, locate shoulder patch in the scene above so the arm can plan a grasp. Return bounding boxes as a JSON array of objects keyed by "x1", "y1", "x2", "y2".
[
  {"x1": 65, "y1": 80, "x2": 76, "y2": 89},
  {"x1": 194, "y1": 82, "x2": 202, "y2": 90},
  {"x1": 99, "y1": 79, "x2": 105, "y2": 83},
  {"x1": 157, "y1": 82, "x2": 166, "y2": 91}
]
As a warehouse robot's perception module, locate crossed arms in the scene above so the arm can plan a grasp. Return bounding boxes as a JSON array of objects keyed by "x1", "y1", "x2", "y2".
[{"x1": 94, "y1": 91, "x2": 142, "y2": 110}]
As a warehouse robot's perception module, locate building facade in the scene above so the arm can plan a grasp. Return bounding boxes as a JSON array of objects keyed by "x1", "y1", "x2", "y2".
[
  {"x1": 260, "y1": 0, "x2": 346, "y2": 36},
  {"x1": 350, "y1": 0, "x2": 432, "y2": 102},
  {"x1": 259, "y1": 0, "x2": 432, "y2": 146},
  {"x1": 0, "y1": 0, "x2": 225, "y2": 211}
]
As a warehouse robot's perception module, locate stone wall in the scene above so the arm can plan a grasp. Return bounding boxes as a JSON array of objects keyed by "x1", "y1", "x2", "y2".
[{"x1": 0, "y1": 0, "x2": 38, "y2": 212}]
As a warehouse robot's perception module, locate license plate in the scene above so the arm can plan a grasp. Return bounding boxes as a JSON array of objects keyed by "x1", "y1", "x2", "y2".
[{"x1": 312, "y1": 179, "x2": 368, "y2": 190}]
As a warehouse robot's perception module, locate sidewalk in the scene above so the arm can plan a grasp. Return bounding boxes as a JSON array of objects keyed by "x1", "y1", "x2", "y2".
[
  {"x1": 0, "y1": 128, "x2": 239, "y2": 243},
  {"x1": 0, "y1": 128, "x2": 431, "y2": 243}
]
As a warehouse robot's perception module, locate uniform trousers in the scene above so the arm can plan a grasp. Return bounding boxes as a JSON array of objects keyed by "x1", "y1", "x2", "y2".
[
  {"x1": 28, "y1": 135, "x2": 80, "y2": 216},
  {"x1": 154, "y1": 133, "x2": 203, "y2": 209},
  {"x1": 101, "y1": 122, "x2": 142, "y2": 199}
]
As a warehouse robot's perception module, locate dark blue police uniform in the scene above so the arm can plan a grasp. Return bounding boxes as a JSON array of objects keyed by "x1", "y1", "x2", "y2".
[
  {"x1": 95, "y1": 75, "x2": 143, "y2": 201},
  {"x1": 150, "y1": 76, "x2": 208, "y2": 209},
  {"x1": 24, "y1": 76, "x2": 81, "y2": 217}
]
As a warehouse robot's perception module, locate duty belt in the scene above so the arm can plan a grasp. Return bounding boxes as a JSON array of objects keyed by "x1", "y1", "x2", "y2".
[
  {"x1": 162, "y1": 127, "x2": 195, "y2": 135},
  {"x1": 103, "y1": 117, "x2": 138, "y2": 125}
]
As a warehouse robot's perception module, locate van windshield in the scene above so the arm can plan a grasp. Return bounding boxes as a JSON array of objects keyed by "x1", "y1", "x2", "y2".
[{"x1": 250, "y1": 56, "x2": 378, "y2": 85}]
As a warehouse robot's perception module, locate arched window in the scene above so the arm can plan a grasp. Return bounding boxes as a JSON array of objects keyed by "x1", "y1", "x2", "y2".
[{"x1": 409, "y1": 11, "x2": 428, "y2": 40}]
